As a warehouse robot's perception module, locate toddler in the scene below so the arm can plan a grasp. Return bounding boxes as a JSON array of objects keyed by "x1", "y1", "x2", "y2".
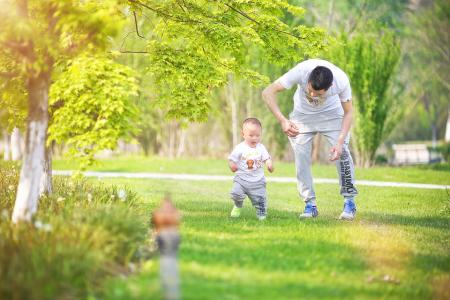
[{"x1": 228, "y1": 118, "x2": 273, "y2": 220}]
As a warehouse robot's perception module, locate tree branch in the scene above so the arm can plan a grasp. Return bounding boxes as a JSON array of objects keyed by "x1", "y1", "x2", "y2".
[
  {"x1": 2, "y1": 40, "x2": 29, "y2": 54},
  {"x1": 0, "y1": 71, "x2": 20, "y2": 79},
  {"x1": 129, "y1": 0, "x2": 202, "y2": 24},
  {"x1": 223, "y1": 3, "x2": 260, "y2": 25},
  {"x1": 223, "y1": 3, "x2": 302, "y2": 39},
  {"x1": 176, "y1": 0, "x2": 187, "y2": 12},
  {"x1": 117, "y1": 50, "x2": 149, "y2": 54},
  {"x1": 133, "y1": 11, "x2": 145, "y2": 38}
]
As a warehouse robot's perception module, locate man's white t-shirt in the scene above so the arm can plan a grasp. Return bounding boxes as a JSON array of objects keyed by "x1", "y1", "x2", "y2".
[
  {"x1": 228, "y1": 142, "x2": 271, "y2": 182},
  {"x1": 277, "y1": 59, "x2": 352, "y2": 120}
]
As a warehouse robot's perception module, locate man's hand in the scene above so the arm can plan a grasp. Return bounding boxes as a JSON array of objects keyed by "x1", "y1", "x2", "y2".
[
  {"x1": 281, "y1": 119, "x2": 300, "y2": 137},
  {"x1": 229, "y1": 161, "x2": 238, "y2": 172},
  {"x1": 266, "y1": 159, "x2": 274, "y2": 173},
  {"x1": 329, "y1": 144, "x2": 343, "y2": 161}
]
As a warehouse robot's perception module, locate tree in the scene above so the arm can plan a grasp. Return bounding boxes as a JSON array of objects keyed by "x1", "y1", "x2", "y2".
[
  {"x1": 328, "y1": 29, "x2": 401, "y2": 167},
  {"x1": 0, "y1": 0, "x2": 125, "y2": 223},
  {"x1": 403, "y1": 0, "x2": 449, "y2": 146}
]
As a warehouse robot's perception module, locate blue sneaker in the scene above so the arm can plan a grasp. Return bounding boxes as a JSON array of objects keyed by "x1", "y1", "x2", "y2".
[
  {"x1": 339, "y1": 199, "x2": 356, "y2": 220},
  {"x1": 299, "y1": 202, "x2": 318, "y2": 218}
]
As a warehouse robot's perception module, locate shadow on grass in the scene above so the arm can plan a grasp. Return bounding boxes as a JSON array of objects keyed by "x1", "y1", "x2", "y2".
[
  {"x1": 363, "y1": 212, "x2": 450, "y2": 230},
  {"x1": 411, "y1": 252, "x2": 450, "y2": 273},
  {"x1": 181, "y1": 271, "x2": 389, "y2": 300}
]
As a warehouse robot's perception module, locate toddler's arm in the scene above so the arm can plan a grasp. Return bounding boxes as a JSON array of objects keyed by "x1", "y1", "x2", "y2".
[
  {"x1": 228, "y1": 160, "x2": 238, "y2": 172},
  {"x1": 265, "y1": 159, "x2": 274, "y2": 173}
]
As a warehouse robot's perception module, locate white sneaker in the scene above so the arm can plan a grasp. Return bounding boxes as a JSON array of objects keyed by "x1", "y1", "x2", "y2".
[
  {"x1": 338, "y1": 200, "x2": 356, "y2": 220},
  {"x1": 257, "y1": 215, "x2": 266, "y2": 221},
  {"x1": 339, "y1": 211, "x2": 355, "y2": 220}
]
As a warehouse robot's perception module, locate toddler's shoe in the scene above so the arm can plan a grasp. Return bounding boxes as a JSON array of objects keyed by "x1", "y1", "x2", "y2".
[
  {"x1": 339, "y1": 198, "x2": 356, "y2": 220},
  {"x1": 257, "y1": 215, "x2": 266, "y2": 221},
  {"x1": 299, "y1": 202, "x2": 318, "y2": 218},
  {"x1": 230, "y1": 206, "x2": 242, "y2": 218}
]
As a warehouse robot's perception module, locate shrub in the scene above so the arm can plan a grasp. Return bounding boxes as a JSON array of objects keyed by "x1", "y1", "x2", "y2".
[
  {"x1": 0, "y1": 163, "x2": 153, "y2": 300},
  {"x1": 375, "y1": 154, "x2": 388, "y2": 165},
  {"x1": 434, "y1": 142, "x2": 450, "y2": 163}
]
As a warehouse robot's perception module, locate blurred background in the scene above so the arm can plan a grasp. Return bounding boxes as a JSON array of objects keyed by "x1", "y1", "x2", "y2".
[
  {"x1": 1, "y1": 0, "x2": 449, "y2": 167},
  {"x1": 1, "y1": 1, "x2": 449, "y2": 299}
]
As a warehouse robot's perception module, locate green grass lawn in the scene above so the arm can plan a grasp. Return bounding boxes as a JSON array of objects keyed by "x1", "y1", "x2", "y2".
[
  {"x1": 5, "y1": 157, "x2": 447, "y2": 299},
  {"x1": 53, "y1": 156, "x2": 450, "y2": 185},
  {"x1": 92, "y1": 161, "x2": 450, "y2": 300}
]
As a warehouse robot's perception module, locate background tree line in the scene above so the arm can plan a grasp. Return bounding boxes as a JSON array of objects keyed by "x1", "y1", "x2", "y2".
[
  {"x1": 111, "y1": 0, "x2": 448, "y2": 165},
  {"x1": 1, "y1": 0, "x2": 448, "y2": 221}
]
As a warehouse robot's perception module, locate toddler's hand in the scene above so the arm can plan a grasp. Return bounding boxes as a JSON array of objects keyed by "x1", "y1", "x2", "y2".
[
  {"x1": 267, "y1": 161, "x2": 274, "y2": 173},
  {"x1": 229, "y1": 162, "x2": 238, "y2": 172}
]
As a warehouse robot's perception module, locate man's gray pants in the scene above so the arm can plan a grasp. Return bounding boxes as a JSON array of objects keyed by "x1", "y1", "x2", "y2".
[
  {"x1": 289, "y1": 129, "x2": 358, "y2": 202},
  {"x1": 230, "y1": 177, "x2": 267, "y2": 217}
]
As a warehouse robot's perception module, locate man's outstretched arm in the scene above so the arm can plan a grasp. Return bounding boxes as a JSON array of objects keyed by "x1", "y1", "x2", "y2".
[{"x1": 262, "y1": 82, "x2": 299, "y2": 137}]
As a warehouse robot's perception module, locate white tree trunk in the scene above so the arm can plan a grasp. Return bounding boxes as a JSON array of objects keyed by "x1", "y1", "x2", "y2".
[
  {"x1": 3, "y1": 130, "x2": 11, "y2": 161},
  {"x1": 176, "y1": 129, "x2": 186, "y2": 158},
  {"x1": 327, "y1": 0, "x2": 335, "y2": 31},
  {"x1": 246, "y1": 86, "x2": 252, "y2": 117},
  {"x1": 12, "y1": 75, "x2": 50, "y2": 223},
  {"x1": 39, "y1": 143, "x2": 53, "y2": 195},
  {"x1": 168, "y1": 122, "x2": 176, "y2": 158},
  {"x1": 227, "y1": 74, "x2": 238, "y2": 147},
  {"x1": 11, "y1": 127, "x2": 23, "y2": 161},
  {"x1": 445, "y1": 105, "x2": 450, "y2": 143},
  {"x1": 431, "y1": 123, "x2": 437, "y2": 149}
]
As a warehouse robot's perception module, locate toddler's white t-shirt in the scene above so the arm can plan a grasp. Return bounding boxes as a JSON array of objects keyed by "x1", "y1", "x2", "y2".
[{"x1": 228, "y1": 142, "x2": 271, "y2": 182}]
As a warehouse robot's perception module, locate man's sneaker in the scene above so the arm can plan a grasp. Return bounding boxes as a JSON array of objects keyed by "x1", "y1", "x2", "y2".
[
  {"x1": 257, "y1": 215, "x2": 266, "y2": 221},
  {"x1": 299, "y1": 202, "x2": 318, "y2": 218},
  {"x1": 230, "y1": 206, "x2": 242, "y2": 218},
  {"x1": 339, "y1": 199, "x2": 356, "y2": 220}
]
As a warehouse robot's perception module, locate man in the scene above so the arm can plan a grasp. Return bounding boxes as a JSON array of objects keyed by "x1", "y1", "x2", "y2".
[{"x1": 262, "y1": 59, "x2": 358, "y2": 220}]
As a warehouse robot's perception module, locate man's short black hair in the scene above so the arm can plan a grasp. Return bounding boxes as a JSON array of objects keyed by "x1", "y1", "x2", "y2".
[
  {"x1": 243, "y1": 117, "x2": 262, "y2": 128},
  {"x1": 308, "y1": 66, "x2": 333, "y2": 91}
]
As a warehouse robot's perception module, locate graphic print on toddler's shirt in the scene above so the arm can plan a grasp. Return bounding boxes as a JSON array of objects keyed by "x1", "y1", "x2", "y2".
[
  {"x1": 228, "y1": 142, "x2": 271, "y2": 182},
  {"x1": 242, "y1": 148, "x2": 264, "y2": 170}
]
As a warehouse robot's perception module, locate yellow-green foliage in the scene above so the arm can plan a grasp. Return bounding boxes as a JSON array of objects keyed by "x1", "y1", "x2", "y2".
[
  {"x1": 133, "y1": 0, "x2": 327, "y2": 121},
  {"x1": 0, "y1": 54, "x2": 27, "y2": 132},
  {"x1": 327, "y1": 29, "x2": 401, "y2": 166},
  {"x1": 0, "y1": 0, "x2": 125, "y2": 76},
  {"x1": 48, "y1": 55, "x2": 139, "y2": 170}
]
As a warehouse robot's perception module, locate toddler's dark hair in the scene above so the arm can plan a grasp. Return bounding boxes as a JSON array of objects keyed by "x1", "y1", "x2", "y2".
[{"x1": 243, "y1": 117, "x2": 262, "y2": 128}]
